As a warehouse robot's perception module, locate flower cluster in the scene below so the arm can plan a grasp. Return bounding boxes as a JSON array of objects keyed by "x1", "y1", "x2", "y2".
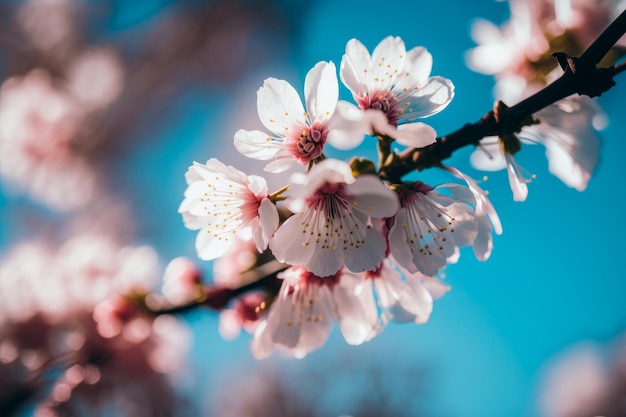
[{"x1": 180, "y1": 36, "x2": 502, "y2": 359}]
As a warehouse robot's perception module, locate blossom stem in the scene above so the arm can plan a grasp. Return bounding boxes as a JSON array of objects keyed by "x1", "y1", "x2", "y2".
[
  {"x1": 151, "y1": 261, "x2": 287, "y2": 315},
  {"x1": 269, "y1": 185, "x2": 290, "y2": 202},
  {"x1": 379, "y1": 9, "x2": 626, "y2": 182},
  {"x1": 377, "y1": 135, "x2": 394, "y2": 169}
]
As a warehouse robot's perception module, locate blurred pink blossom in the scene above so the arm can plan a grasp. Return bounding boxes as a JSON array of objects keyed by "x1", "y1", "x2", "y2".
[
  {"x1": 0, "y1": 69, "x2": 97, "y2": 211},
  {"x1": 539, "y1": 342, "x2": 611, "y2": 417},
  {"x1": 466, "y1": 0, "x2": 626, "y2": 95},
  {"x1": 161, "y1": 256, "x2": 203, "y2": 305},
  {"x1": 0, "y1": 234, "x2": 191, "y2": 416}
]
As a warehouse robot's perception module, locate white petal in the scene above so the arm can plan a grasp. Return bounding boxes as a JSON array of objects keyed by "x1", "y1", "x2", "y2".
[
  {"x1": 343, "y1": 227, "x2": 387, "y2": 274},
  {"x1": 257, "y1": 78, "x2": 306, "y2": 135},
  {"x1": 399, "y1": 76, "x2": 455, "y2": 120},
  {"x1": 340, "y1": 39, "x2": 371, "y2": 96},
  {"x1": 250, "y1": 320, "x2": 274, "y2": 359},
  {"x1": 254, "y1": 198, "x2": 279, "y2": 251},
  {"x1": 269, "y1": 213, "x2": 316, "y2": 266},
  {"x1": 505, "y1": 153, "x2": 529, "y2": 202},
  {"x1": 370, "y1": 36, "x2": 406, "y2": 91},
  {"x1": 264, "y1": 157, "x2": 298, "y2": 173},
  {"x1": 394, "y1": 122, "x2": 437, "y2": 148},
  {"x1": 394, "y1": 46, "x2": 432, "y2": 92},
  {"x1": 234, "y1": 129, "x2": 280, "y2": 160},
  {"x1": 470, "y1": 140, "x2": 507, "y2": 171},
  {"x1": 346, "y1": 175, "x2": 399, "y2": 218},
  {"x1": 335, "y1": 275, "x2": 380, "y2": 345},
  {"x1": 465, "y1": 44, "x2": 514, "y2": 75},
  {"x1": 195, "y1": 228, "x2": 234, "y2": 260},
  {"x1": 303, "y1": 158, "x2": 355, "y2": 195},
  {"x1": 303, "y1": 245, "x2": 346, "y2": 278},
  {"x1": 326, "y1": 101, "x2": 369, "y2": 150},
  {"x1": 442, "y1": 165, "x2": 503, "y2": 260},
  {"x1": 376, "y1": 274, "x2": 433, "y2": 324},
  {"x1": 421, "y1": 278, "x2": 450, "y2": 300},
  {"x1": 305, "y1": 61, "x2": 338, "y2": 122},
  {"x1": 247, "y1": 174, "x2": 268, "y2": 198},
  {"x1": 545, "y1": 141, "x2": 591, "y2": 191}
]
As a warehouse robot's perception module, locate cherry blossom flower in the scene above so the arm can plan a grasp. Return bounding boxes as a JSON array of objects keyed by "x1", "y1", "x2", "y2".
[
  {"x1": 387, "y1": 181, "x2": 478, "y2": 276},
  {"x1": 269, "y1": 158, "x2": 399, "y2": 277},
  {"x1": 444, "y1": 166, "x2": 503, "y2": 261},
  {"x1": 0, "y1": 69, "x2": 97, "y2": 211},
  {"x1": 250, "y1": 267, "x2": 340, "y2": 359},
  {"x1": 328, "y1": 36, "x2": 454, "y2": 149},
  {"x1": 179, "y1": 158, "x2": 279, "y2": 260},
  {"x1": 251, "y1": 266, "x2": 379, "y2": 359},
  {"x1": 346, "y1": 258, "x2": 450, "y2": 327},
  {"x1": 234, "y1": 61, "x2": 338, "y2": 173}
]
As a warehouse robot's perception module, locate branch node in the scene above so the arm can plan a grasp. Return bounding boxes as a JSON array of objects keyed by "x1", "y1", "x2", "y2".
[{"x1": 552, "y1": 52, "x2": 617, "y2": 98}]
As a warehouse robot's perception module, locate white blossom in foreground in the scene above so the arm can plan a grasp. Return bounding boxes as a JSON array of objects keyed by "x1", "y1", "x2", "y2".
[
  {"x1": 234, "y1": 61, "x2": 338, "y2": 173},
  {"x1": 270, "y1": 159, "x2": 399, "y2": 277},
  {"x1": 329, "y1": 36, "x2": 454, "y2": 149},
  {"x1": 251, "y1": 266, "x2": 380, "y2": 359},
  {"x1": 387, "y1": 181, "x2": 478, "y2": 276},
  {"x1": 251, "y1": 267, "x2": 339, "y2": 359},
  {"x1": 179, "y1": 158, "x2": 279, "y2": 260}
]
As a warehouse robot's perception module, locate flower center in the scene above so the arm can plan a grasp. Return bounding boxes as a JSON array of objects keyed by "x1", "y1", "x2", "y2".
[
  {"x1": 357, "y1": 90, "x2": 400, "y2": 124},
  {"x1": 289, "y1": 122, "x2": 328, "y2": 164}
]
